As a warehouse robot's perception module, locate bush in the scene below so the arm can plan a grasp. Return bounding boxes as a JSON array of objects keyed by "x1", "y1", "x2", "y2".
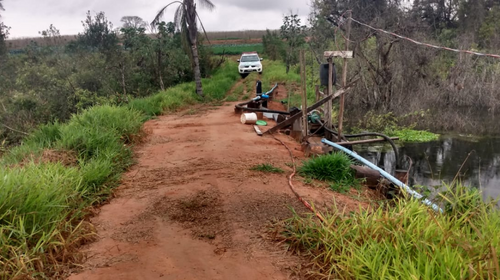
[{"x1": 299, "y1": 152, "x2": 355, "y2": 183}]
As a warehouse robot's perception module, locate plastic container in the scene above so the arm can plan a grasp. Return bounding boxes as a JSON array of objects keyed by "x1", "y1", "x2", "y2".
[{"x1": 241, "y1": 113, "x2": 258, "y2": 124}]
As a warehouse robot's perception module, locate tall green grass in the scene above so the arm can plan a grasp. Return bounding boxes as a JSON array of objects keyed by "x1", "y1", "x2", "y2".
[
  {"x1": 299, "y1": 153, "x2": 359, "y2": 192},
  {"x1": 0, "y1": 60, "x2": 240, "y2": 279},
  {"x1": 279, "y1": 184, "x2": 500, "y2": 279}
]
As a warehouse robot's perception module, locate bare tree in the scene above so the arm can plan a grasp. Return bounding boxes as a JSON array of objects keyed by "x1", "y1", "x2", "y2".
[
  {"x1": 0, "y1": 0, "x2": 8, "y2": 56},
  {"x1": 151, "y1": 0, "x2": 215, "y2": 98},
  {"x1": 121, "y1": 16, "x2": 148, "y2": 29}
]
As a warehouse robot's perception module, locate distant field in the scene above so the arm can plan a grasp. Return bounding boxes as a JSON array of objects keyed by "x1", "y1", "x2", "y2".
[
  {"x1": 6, "y1": 30, "x2": 273, "y2": 50},
  {"x1": 211, "y1": 43, "x2": 264, "y2": 55},
  {"x1": 205, "y1": 30, "x2": 272, "y2": 40}
]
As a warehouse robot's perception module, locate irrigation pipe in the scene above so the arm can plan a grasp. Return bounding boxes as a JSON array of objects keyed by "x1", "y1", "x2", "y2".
[
  {"x1": 321, "y1": 138, "x2": 443, "y2": 213},
  {"x1": 270, "y1": 133, "x2": 326, "y2": 223}
]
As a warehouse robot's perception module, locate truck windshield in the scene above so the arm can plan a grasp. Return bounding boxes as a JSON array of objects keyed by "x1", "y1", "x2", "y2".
[{"x1": 241, "y1": 55, "x2": 259, "y2": 62}]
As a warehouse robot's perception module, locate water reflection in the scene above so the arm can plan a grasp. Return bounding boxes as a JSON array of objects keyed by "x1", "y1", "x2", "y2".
[{"x1": 356, "y1": 136, "x2": 500, "y2": 202}]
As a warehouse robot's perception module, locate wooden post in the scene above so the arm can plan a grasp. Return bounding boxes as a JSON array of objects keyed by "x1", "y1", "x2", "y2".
[
  {"x1": 326, "y1": 58, "x2": 333, "y2": 139},
  {"x1": 300, "y1": 49, "x2": 308, "y2": 141},
  {"x1": 338, "y1": 11, "x2": 352, "y2": 141},
  {"x1": 315, "y1": 85, "x2": 320, "y2": 102}
]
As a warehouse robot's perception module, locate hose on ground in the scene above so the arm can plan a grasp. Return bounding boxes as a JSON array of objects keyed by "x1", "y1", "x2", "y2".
[{"x1": 270, "y1": 133, "x2": 326, "y2": 223}]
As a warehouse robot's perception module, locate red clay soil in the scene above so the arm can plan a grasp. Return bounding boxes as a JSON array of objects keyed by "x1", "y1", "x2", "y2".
[{"x1": 68, "y1": 100, "x2": 372, "y2": 280}]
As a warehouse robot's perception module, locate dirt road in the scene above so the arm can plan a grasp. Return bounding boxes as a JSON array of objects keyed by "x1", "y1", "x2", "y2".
[{"x1": 68, "y1": 98, "x2": 368, "y2": 280}]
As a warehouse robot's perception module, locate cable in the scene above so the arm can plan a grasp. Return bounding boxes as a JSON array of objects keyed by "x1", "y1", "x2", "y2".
[
  {"x1": 348, "y1": 16, "x2": 500, "y2": 59},
  {"x1": 270, "y1": 133, "x2": 326, "y2": 223}
]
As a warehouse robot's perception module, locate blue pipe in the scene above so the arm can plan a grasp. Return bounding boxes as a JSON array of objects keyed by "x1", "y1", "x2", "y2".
[
  {"x1": 264, "y1": 83, "x2": 278, "y2": 95},
  {"x1": 321, "y1": 139, "x2": 443, "y2": 213}
]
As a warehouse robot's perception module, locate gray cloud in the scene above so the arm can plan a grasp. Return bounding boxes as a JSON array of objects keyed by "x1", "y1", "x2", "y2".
[{"x1": 3, "y1": 0, "x2": 310, "y2": 38}]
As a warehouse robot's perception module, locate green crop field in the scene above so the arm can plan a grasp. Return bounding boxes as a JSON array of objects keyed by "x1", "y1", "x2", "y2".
[{"x1": 211, "y1": 43, "x2": 263, "y2": 55}]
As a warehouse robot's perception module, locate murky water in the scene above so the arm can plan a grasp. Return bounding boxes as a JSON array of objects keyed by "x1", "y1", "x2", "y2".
[{"x1": 356, "y1": 136, "x2": 500, "y2": 202}]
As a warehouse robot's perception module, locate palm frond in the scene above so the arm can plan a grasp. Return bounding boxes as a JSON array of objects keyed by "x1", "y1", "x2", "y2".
[
  {"x1": 196, "y1": 10, "x2": 211, "y2": 45},
  {"x1": 174, "y1": 5, "x2": 185, "y2": 31},
  {"x1": 151, "y1": 1, "x2": 184, "y2": 29},
  {"x1": 197, "y1": 0, "x2": 215, "y2": 11}
]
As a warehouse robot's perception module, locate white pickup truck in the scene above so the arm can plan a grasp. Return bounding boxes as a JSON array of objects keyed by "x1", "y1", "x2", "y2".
[{"x1": 237, "y1": 52, "x2": 263, "y2": 75}]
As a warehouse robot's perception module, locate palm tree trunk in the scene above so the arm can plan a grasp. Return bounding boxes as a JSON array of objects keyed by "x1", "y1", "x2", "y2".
[
  {"x1": 185, "y1": 0, "x2": 204, "y2": 98},
  {"x1": 191, "y1": 43, "x2": 203, "y2": 98}
]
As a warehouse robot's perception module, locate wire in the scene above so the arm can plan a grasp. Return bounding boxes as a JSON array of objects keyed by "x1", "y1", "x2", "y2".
[
  {"x1": 348, "y1": 17, "x2": 500, "y2": 59},
  {"x1": 270, "y1": 133, "x2": 326, "y2": 223}
]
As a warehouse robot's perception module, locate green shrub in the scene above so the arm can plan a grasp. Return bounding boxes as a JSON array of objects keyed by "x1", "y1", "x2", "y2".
[{"x1": 299, "y1": 153, "x2": 355, "y2": 183}]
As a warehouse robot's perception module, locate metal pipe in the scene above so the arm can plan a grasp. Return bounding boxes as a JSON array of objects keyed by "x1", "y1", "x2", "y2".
[{"x1": 321, "y1": 138, "x2": 443, "y2": 213}]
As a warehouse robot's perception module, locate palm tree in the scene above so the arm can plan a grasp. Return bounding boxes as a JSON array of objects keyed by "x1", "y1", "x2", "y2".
[{"x1": 152, "y1": 0, "x2": 215, "y2": 98}]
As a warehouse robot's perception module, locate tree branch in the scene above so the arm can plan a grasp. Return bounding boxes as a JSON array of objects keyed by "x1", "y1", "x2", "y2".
[{"x1": 1, "y1": 123, "x2": 29, "y2": 136}]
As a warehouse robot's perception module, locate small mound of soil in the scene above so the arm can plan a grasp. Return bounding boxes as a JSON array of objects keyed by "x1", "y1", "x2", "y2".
[{"x1": 152, "y1": 189, "x2": 231, "y2": 244}]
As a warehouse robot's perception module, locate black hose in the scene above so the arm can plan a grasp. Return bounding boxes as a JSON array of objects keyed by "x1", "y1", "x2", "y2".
[
  {"x1": 343, "y1": 132, "x2": 400, "y2": 168},
  {"x1": 234, "y1": 101, "x2": 291, "y2": 115},
  {"x1": 316, "y1": 120, "x2": 399, "y2": 167}
]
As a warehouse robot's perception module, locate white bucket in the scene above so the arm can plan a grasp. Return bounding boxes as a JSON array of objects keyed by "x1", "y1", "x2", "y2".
[{"x1": 241, "y1": 113, "x2": 258, "y2": 124}]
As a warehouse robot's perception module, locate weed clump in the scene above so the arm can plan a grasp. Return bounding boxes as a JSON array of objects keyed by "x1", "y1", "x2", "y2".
[
  {"x1": 250, "y1": 163, "x2": 285, "y2": 174},
  {"x1": 299, "y1": 153, "x2": 358, "y2": 192}
]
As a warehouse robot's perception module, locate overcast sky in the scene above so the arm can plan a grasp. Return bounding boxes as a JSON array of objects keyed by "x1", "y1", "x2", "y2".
[{"x1": 2, "y1": 0, "x2": 311, "y2": 38}]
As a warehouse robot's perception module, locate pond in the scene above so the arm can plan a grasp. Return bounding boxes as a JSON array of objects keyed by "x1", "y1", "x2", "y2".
[{"x1": 356, "y1": 136, "x2": 500, "y2": 202}]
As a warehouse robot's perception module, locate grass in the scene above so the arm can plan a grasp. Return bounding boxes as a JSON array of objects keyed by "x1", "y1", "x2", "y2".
[
  {"x1": 299, "y1": 153, "x2": 359, "y2": 192},
  {"x1": 250, "y1": 163, "x2": 285, "y2": 174},
  {"x1": 278, "y1": 183, "x2": 500, "y2": 279},
  {"x1": 225, "y1": 83, "x2": 245, "y2": 102},
  {"x1": 211, "y1": 43, "x2": 263, "y2": 55},
  {"x1": 0, "y1": 60, "x2": 240, "y2": 279},
  {"x1": 258, "y1": 60, "x2": 319, "y2": 110}
]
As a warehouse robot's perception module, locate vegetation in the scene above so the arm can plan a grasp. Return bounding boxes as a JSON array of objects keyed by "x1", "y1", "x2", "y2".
[
  {"x1": 259, "y1": 1, "x2": 500, "y2": 135},
  {"x1": 312, "y1": 0, "x2": 500, "y2": 135},
  {"x1": 299, "y1": 153, "x2": 359, "y2": 192},
  {"x1": 250, "y1": 163, "x2": 285, "y2": 174},
  {"x1": 391, "y1": 129, "x2": 440, "y2": 143},
  {"x1": 279, "y1": 184, "x2": 500, "y2": 279},
  {"x1": 353, "y1": 112, "x2": 440, "y2": 142},
  {"x1": 152, "y1": 0, "x2": 216, "y2": 98},
  {"x1": 280, "y1": 14, "x2": 307, "y2": 74},
  {"x1": 0, "y1": 60, "x2": 239, "y2": 279},
  {"x1": 0, "y1": 0, "x2": 8, "y2": 56},
  {"x1": 0, "y1": 11, "x2": 215, "y2": 147},
  {"x1": 211, "y1": 43, "x2": 263, "y2": 55}
]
